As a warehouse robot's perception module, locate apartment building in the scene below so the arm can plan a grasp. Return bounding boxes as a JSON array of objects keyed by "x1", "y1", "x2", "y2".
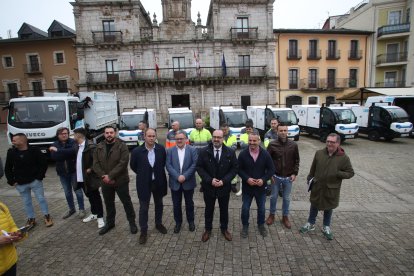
[
  {"x1": 274, "y1": 29, "x2": 372, "y2": 107},
  {"x1": 0, "y1": 20, "x2": 78, "y2": 104},
  {"x1": 330, "y1": 0, "x2": 413, "y2": 88}
]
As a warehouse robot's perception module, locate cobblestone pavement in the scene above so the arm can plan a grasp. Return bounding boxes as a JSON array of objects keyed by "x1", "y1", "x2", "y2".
[{"x1": 0, "y1": 127, "x2": 413, "y2": 275}]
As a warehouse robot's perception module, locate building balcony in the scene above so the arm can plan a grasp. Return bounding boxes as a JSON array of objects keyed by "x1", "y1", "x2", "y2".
[
  {"x1": 287, "y1": 49, "x2": 302, "y2": 60},
  {"x1": 92, "y1": 31, "x2": 123, "y2": 45},
  {"x1": 326, "y1": 50, "x2": 340, "y2": 60},
  {"x1": 307, "y1": 50, "x2": 322, "y2": 60},
  {"x1": 375, "y1": 81, "x2": 406, "y2": 88},
  {"x1": 376, "y1": 52, "x2": 407, "y2": 66},
  {"x1": 299, "y1": 78, "x2": 349, "y2": 91},
  {"x1": 85, "y1": 65, "x2": 268, "y2": 89},
  {"x1": 377, "y1": 23, "x2": 410, "y2": 38},
  {"x1": 348, "y1": 50, "x2": 363, "y2": 60},
  {"x1": 230, "y1": 27, "x2": 258, "y2": 43},
  {"x1": 24, "y1": 63, "x2": 42, "y2": 75}
]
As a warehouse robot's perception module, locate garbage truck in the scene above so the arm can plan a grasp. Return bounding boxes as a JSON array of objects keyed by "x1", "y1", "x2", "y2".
[
  {"x1": 6, "y1": 91, "x2": 119, "y2": 154},
  {"x1": 350, "y1": 103, "x2": 412, "y2": 141},
  {"x1": 365, "y1": 95, "x2": 414, "y2": 137},
  {"x1": 292, "y1": 104, "x2": 359, "y2": 142},
  {"x1": 118, "y1": 108, "x2": 156, "y2": 147},
  {"x1": 209, "y1": 106, "x2": 248, "y2": 142},
  {"x1": 247, "y1": 105, "x2": 300, "y2": 140},
  {"x1": 166, "y1": 107, "x2": 195, "y2": 136}
]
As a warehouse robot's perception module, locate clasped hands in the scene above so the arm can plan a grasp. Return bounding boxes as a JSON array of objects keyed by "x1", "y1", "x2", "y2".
[{"x1": 247, "y1": 178, "x2": 264, "y2": 186}]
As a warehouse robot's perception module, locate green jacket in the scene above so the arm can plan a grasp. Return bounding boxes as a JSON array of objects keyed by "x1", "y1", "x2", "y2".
[
  {"x1": 93, "y1": 139, "x2": 130, "y2": 185},
  {"x1": 308, "y1": 147, "x2": 354, "y2": 210}
]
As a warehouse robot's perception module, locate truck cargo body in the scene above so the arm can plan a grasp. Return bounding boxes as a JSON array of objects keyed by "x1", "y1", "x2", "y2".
[
  {"x1": 7, "y1": 91, "x2": 118, "y2": 154},
  {"x1": 292, "y1": 105, "x2": 358, "y2": 142},
  {"x1": 247, "y1": 106, "x2": 300, "y2": 140},
  {"x1": 351, "y1": 104, "x2": 412, "y2": 141}
]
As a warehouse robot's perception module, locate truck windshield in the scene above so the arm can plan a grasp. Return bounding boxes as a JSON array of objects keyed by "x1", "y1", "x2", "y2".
[
  {"x1": 8, "y1": 101, "x2": 66, "y2": 129},
  {"x1": 119, "y1": 114, "x2": 145, "y2": 130},
  {"x1": 387, "y1": 108, "x2": 409, "y2": 123},
  {"x1": 170, "y1": 113, "x2": 194, "y2": 129},
  {"x1": 332, "y1": 109, "x2": 356, "y2": 124},
  {"x1": 273, "y1": 110, "x2": 298, "y2": 125},
  {"x1": 225, "y1": 111, "x2": 247, "y2": 127}
]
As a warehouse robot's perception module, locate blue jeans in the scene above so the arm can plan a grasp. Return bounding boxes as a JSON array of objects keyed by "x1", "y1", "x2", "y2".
[
  {"x1": 15, "y1": 179, "x2": 49, "y2": 218},
  {"x1": 60, "y1": 173, "x2": 84, "y2": 211},
  {"x1": 308, "y1": 205, "x2": 333, "y2": 226},
  {"x1": 269, "y1": 176, "x2": 292, "y2": 216},
  {"x1": 241, "y1": 192, "x2": 266, "y2": 226},
  {"x1": 171, "y1": 187, "x2": 194, "y2": 225}
]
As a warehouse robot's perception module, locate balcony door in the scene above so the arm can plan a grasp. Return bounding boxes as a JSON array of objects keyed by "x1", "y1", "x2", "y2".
[
  {"x1": 103, "y1": 20, "x2": 115, "y2": 42},
  {"x1": 308, "y1": 69, "x2": 318, "y2": 88},
  {"x1": 106, "y1": 59, "x2": 119, "y2": 82},
  {"x1": 239, "y1": 55, "x2": 250, "y2": 78},
  {"x1": 327, "y1": 69, "x2": 336, "y2": 89},
  {"x1": 384, "y1": 72, "x2": 397, "y2": 87},
  {"x1": 237, "y1": 17, "x2": 249, "y2": 38},
  {"x1": 388, "y1": 10, "x2": 402, "y2": 25},
  {"x1": 173, "y1": 57, "x2": 186, "y2": 79},
  {"x1": 29, "y1": 55, "x2": 40, "y2": 72},
  {"x1": 386, "y1": 43, "x2": 399, "y2": 63}
]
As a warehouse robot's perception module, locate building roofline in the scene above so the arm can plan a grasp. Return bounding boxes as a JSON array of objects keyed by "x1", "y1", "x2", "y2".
[
  {"x1": 0, "y1": 36, "x2": 75, "y2": 44},
  {"x1": 273, "y1": 28, "x2": 373, "y2": 35}
]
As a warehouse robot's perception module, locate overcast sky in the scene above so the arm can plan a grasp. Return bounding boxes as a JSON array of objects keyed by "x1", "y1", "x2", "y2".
[{"x1": 0, "y1": 0, "x2": 364, "y2": 39}]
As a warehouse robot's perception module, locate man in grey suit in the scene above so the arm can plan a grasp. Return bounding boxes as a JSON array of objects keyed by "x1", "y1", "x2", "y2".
[{"x1": 166, "y1": 130, "x2": 198, "y2": 233}]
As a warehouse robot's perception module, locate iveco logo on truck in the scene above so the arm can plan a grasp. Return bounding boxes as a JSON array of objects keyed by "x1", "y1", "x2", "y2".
[{"x1": 26, "y1": 133, "x2": 46, "y2": 137}]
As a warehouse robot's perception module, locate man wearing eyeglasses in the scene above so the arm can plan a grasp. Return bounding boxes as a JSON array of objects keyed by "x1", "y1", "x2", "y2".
[
  {"x1": 300, "y1": 133, "x2": 354, "y2": 240},
  {"x1": 166, "y1": 130, "x2": 198, "y2": 234},
  {"x1": 49, "y1": 127, "x2": 86, "y2": 219},
  {"x1": 197, "y1": 130, "x2": 238, "y2": 242}
]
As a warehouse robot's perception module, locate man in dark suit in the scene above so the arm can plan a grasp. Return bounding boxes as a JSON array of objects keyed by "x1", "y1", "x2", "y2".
[
  {"x1": 196, "y1": 130, "x2": 238, "y2": 242},
  {"x1": 166, "y1": 130, "x2": 198, "y2": 233},
  {"x1": 130, "y1": 128, "x2": 168, "y2": 244}
]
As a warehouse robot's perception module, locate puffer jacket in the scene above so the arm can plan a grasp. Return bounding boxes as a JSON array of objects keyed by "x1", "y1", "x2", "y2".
[
  {"x1": 0, "y1": 202, "x2": 19, "y2": 275},
  {"x1": 267, "y1": 137, "x2": 299, "y2": 177},
  {"x1": 308, "y1": 147, "x2": 354, "y2": 210}
]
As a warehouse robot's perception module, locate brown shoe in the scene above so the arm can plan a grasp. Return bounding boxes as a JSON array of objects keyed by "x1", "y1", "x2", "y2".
[
  {"x1": 282, "y1": 216, "x2": 291, "y2": 229},
  {"x1": 221, "y1": 230, "x2": 232, "y2": 241},
  {"x1": 266, "y1": 214, "x2": 275, "y2": 225},
  {"x1": 201, "y1": 230, "x2": 211, "y2": 242},
  {"x1": 139, "y1": 232, "x2": 148, "y2": 244},
  {"x1": 44, "y1": 215, "x2": 54, "y2": 227}
]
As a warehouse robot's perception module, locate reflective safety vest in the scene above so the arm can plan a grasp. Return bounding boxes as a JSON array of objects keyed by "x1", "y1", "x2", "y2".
[
  {"x1": 165, "y1": 130, "x2": 178, "y2": 149},
  {"x1": 239, "y1": 133, "x2": 249, "y2": 149},
  {"x1": 137, "y1": 131, "x2": 145, "y2": 146},
  {"x1": 264, "y1": 129, "x2": 278, "y2": 148},
  {"x1": 223, "y1": 134, "x2": 237, "y2": 150},
  {"x1": 189, "y1": 128, "x2": 212, "y2": 149}
]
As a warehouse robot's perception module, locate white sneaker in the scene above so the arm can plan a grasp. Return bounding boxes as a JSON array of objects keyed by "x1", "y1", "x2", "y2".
[
  {"x1": 82, "y1": 214, "x2": 97, "y2": 223},
  {"x1": 97, "y1": 218, "x2": 105, "y2": 229},
  {"x1": 236, "y1": 190, "x2": 242, "y2": 196}
]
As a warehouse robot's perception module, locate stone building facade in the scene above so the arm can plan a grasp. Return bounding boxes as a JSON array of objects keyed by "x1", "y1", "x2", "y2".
[{"x1": 72, "y1": 0, "x2": 276, "y2": 124}]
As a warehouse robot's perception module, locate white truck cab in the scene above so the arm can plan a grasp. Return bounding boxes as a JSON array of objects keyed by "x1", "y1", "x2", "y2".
[{"x1": 118, "y1": 108, "x2": 156, "y2": 147}]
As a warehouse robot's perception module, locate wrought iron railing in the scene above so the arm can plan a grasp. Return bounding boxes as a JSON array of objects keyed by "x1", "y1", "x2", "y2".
[
  {"x1": 86, "y1": 65, "x2": 267, "y2": 83},
  {"x1": 92, "y1": 31, "x2": 123, "y2": 44},
  {"x1": 377, "y1": 52, "x2": 408, "y2": 64},
  {"x1": 230, "y1": 27, "x2": 258, "y2": 40},
  {"x1": 377, "y1": 23, "x2": 410, "y2": 37}
]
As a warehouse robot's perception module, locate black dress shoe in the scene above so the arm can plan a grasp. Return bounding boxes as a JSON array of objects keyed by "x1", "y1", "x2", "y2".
[
  {"x1": 130, "y1": 223, "x2": 138, "y2": 234},
  {"x1": 174, "y1": 224, "x2": 181, "y2": 234},
  {"x1": 139, "y1": 232, "x2": 147, "y2": 244},
  {"x1": 156, "y1": 224, "x2": 167, "y2": 234},
  {"x1": 188, "y1": 222, "x2": 195, "y2": 232},
  {"x1": 99, "y1": 224, "x2": 114, "y2": 235}
]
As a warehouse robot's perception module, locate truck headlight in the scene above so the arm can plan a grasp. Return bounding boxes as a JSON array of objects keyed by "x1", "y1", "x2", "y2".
[
  {"x1": 119, "y1": 132, "x2": 125, "y2": 137},
  {"x1": 355, "y1": 125, "x2": 358, "y2": 130},
  {"x1": 339, "y1": 126, "x2": 345, "y2": 130},
  {"x1": 396, "y1": 124, "x2": 402, "y2": 129}
]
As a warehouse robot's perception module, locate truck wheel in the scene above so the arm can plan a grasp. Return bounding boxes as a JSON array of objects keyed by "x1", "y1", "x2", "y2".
[
  {"x1": 368, "y1": 130, "x2": 380, "y2": 141},
  {"x1": 294, "y1": 136, "x2": 299, "y2": 141}
]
